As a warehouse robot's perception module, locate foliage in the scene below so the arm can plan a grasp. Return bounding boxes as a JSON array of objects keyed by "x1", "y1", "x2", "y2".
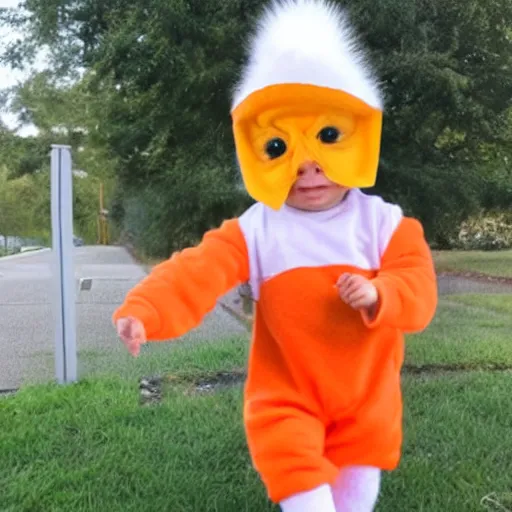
[
  {"x1": 453, "y1": 210, "x2": 512, "y2": 250},
  {"x1": 0, "y1": 165, "x2": 40, "y2": 242},
  {"x1": 433, "y1": 248, "x2": 512, "y2": 277},
  {"x1": 0, "y1": 151, "x2": 105, "y2": 246},
  {"x1": 73, "y1": 172, "x2": 104, "y2": 243},
  {"x1": 115, "y1": 163, "x2": 252, "y2": 257},
  {"x1": 0, "y1": 70, "x2": 119, "y2": 243},
  {"x1": 0, "y1": 127, "x2": 51, "y2": 178},
  {"x1": 354, "y1": 0, "x2": 512, "y2": 245},
  {"x1": 1, "y1": 0, "x2": 512, "y2": 253},
  {"x1": 76, "y1": 0, "x2": 258, "y2": 254}
]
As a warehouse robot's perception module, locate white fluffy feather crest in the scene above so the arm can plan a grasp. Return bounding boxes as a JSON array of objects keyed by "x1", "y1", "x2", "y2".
[{"x1": 231, "y1": 0, "x2": 382, "y2": 111}]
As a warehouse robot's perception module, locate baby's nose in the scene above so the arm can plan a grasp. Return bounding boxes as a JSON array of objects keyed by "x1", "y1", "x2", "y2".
[{"x1": 297, "y1": 161, "x2": 323, "y2": 176}]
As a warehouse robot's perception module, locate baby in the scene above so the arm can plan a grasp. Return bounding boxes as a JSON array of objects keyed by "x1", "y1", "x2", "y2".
[{"x1": 113, "y1": 1, "x2": 438, "y2": 511}]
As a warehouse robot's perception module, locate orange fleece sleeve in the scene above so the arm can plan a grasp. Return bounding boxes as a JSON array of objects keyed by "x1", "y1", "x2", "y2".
[
  {"x1": 362, "y1": 217, "x2": 438, "y2": 333},
  {"x1": 112, "y1": 219, "x2": 249, "y2": 340}
]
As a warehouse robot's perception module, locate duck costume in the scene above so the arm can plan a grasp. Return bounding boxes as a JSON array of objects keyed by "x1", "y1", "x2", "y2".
[{"x1": 113, "y1": 0, "x2": 438, "y2": 510}]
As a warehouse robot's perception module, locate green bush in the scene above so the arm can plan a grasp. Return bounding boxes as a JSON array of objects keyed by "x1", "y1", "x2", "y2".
[
  {"x1": 369, "y1": 160, "x2": 483, "y2": 249},
  {"x1": 453, "y1": 211, "x2": 512, "y2": 250},
  {"x1": 113, "y1": 161, "x2": 252, "y2": 258}
]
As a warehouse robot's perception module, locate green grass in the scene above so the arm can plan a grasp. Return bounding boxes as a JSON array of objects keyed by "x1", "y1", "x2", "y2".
[
  {"x1": 2, "y1": 372, "x2": 512, "y2": 512},
  {"x1": 2, "y1": 294, "x2": 512, "y2": 511},
  {"x1": 446, "y1": 293, "x2": 512, "y2": 315},
  {"x1": 77, "y1": 337, "x2": 249, "y2": 383},
  {"x1": 405, "y1": 294, "x2": 512, "y2": 368},
  {"x1": 433, "y1": 249, "x2": 512, "y2": 278}
]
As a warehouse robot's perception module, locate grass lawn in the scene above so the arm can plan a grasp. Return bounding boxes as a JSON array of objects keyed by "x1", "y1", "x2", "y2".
[
  {"x1": 433, "y1": 249, "x2": 512, "y2": 278},
  {"x1": 405, "y1": 294, "x2": 512, "y2": 369},
  {"x1": 2, "y1": 294, "x2": 512, "y2": 511}
]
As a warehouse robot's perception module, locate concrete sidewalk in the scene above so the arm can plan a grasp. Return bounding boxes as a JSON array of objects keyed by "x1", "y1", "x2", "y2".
[{"x1": 0, "y1": 246, "x2": 248, "y2": 391}]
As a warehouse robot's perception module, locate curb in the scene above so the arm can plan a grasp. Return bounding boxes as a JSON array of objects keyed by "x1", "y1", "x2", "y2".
[{"x1": 0, "y1": 248, "x2": 51, "y2": 262}]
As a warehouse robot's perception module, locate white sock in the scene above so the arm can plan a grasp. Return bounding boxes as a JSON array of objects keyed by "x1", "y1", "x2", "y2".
[
  {"x1": 280, "y1": 484, "x2": 337, "y2": 512},
  {"x1": 332, "y1": 466, "x2": 381, "y2": 512}
]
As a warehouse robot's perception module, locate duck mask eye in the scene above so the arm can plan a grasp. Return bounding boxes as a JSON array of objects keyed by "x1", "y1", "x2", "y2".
[
  {"x1": 265, "y1": 137, "x2": 287, "y2": 159},
  {"x1": 318, "y1": 126, "x2": 341, "y2": 144}
]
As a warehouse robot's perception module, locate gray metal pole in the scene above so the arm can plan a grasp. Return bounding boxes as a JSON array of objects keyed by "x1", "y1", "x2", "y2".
[{"x1": 51, "y1": 144, "x2": 77, "y2": 384}]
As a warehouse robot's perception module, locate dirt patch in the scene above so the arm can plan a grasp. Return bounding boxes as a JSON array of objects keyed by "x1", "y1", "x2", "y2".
[
  {"x1": 139, "y1": 376, "x2": 163, "y2": 405},
  {"x1": 0, "y1": 388, "x2": 17, "y2": 399},
  {"x1": 194, "y1": 370, "x2": 246, "y2": 388},
  {"x1": 139, "y1": 370, "x2": 247, "y2": 403}
]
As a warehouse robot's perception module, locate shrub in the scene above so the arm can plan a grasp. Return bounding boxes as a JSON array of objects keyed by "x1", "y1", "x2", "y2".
[
  {"x1": 453, "y1": 211, "x2": 512, "y2": 250},
  {"x1": 112, "y1": 161, "x2": 252, "y2": 258}
]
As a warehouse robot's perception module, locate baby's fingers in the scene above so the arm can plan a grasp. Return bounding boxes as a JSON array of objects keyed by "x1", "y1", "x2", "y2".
[
  {"x1": 337, "y1": 274, "x2": 363, "y2": 300},
  {"x1": 122, "y1": 334, "x2": 146, "y2": 357},
  {"x1": 116, "y1": 317, "x2": 146, "y2": 357},
  {"x1": 336, "y1": 273, "x2": 351, "y2": 287},
  {"x1": 126, "y1": 338, "x2": 142, "y2": 357},
  {"x1": 117, "y1": 318, "x2": 133, "y2": 338}
]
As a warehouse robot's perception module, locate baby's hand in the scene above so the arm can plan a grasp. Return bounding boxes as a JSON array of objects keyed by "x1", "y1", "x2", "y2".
[
  {"x1": 116, "y1": 316, "x2": 147, "y2": 357},
  {"x1": 336, "y1": 273, "x2": 379, "y2": 315}
]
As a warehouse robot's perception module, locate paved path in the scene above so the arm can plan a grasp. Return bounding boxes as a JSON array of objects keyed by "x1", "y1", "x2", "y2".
[
  {"x1": 437, "y1": 274, "x2": 512, "y2": 295},
  {"x1": 0, "y1": 247, "x2": 247, "y2": 391}
]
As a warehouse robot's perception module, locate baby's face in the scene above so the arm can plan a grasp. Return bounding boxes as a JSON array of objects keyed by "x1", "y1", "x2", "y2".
[
  {"x1": 232, "y1": 85, "x2": 382, "y2": 211},
  {"x1": 285, "y1": 160, "x2": 349, "y2": 211}
]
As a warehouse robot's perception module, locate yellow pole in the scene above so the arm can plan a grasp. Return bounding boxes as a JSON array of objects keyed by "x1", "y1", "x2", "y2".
[
  {"x1": 97, "y1": 181, "x2": 109, "y2": 245},
  {"x1": 97, "y1": 182, "x2": 102, "y2": 244}
]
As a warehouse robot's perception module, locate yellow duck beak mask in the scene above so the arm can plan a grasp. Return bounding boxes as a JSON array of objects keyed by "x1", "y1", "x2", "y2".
[{"x1": 231, "y1": 0, "x2": 383, "y2": 210}]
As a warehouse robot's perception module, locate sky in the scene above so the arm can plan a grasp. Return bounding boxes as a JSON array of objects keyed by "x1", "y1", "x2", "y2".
[{"x1": 0, "y1": 0, "x2": 45, "y2": 136}]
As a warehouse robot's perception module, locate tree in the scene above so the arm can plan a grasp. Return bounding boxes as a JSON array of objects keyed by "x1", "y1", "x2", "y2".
[
  {"x1": 0, "y1": 166, "x2": 38, "y2": 249},
  {"x1": 348, "y1": 0, "x2": 512, "y2": 245},
  {"x1": 1, "y1": 0, "x2": 511, "y2": 252},
  {"x1": 2, "y1": 70, "x2": 122, "y2": 244},
  {"x1": 1, "y1": 0, "x2": 256, "y2": 255}
]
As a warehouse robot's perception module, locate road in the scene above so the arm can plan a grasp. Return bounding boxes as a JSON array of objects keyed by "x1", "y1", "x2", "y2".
[{"x1": 0, "y1": 247, "x2": 248, "y2": 391}]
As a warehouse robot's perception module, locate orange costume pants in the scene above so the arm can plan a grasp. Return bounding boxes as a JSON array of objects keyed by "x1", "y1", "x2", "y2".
[{"x1": 242, "y1": 272, "x2": 405, "y2": 504}]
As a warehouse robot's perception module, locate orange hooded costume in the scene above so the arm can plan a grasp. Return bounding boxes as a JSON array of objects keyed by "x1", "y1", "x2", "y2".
[{"x1": 113, "y1": 1, "x2": 438, "y2": 510}]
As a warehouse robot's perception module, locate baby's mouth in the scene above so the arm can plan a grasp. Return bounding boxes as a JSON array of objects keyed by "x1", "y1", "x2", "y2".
[{"x1": 298, "y1": 184, "x2": 330, "y2": 192}]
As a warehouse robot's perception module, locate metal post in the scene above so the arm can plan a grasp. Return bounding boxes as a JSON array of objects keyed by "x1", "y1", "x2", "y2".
[{"x1": 51, "y1": 144, "x2": 77, "y2": 384}]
